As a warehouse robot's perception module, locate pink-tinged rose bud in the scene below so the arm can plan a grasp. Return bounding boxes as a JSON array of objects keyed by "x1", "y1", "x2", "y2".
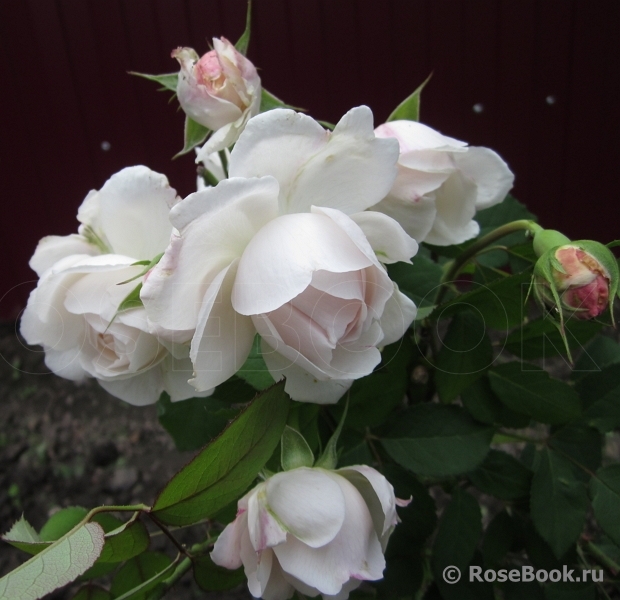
[
  {"x1": 533, "y1": 240, "x2": 619, "y2": 321},
  {"x1": 211, "y1": 465, "x2": 410, "y2": 600},
  {"x1": 172, "y1": 38, "x2": 261, "y2": 153}
]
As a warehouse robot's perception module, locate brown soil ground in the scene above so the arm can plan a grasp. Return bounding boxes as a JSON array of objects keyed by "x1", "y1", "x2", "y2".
[{"x1": 0, "y1": 322, "x2": 252, "y2": 599}]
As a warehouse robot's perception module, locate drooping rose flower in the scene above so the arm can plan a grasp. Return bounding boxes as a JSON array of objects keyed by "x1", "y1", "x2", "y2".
[
  {"x1": 211, "y1": 465, "x2": 409, "y2": 600},
  {"x1": 21, "y1": 167, "x2": 209, "y2": 405},
  {"x1": 141, "y1": 107, "x2": 418, "y2": 403},
  {"x1": 173, "y1": 37, "x2": 261, "y2": 155},
  {"x1": 370, "y1": 120, "x2": 514, "y2": 245}
]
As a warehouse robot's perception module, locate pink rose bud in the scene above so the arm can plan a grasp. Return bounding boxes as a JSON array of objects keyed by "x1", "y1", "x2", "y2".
[
  {"x1": 533, "y1": 238, "x2": 619, "y2": 322},
  {"x1": 172, "y1": 38, "x2": 261, "y2": 152}
]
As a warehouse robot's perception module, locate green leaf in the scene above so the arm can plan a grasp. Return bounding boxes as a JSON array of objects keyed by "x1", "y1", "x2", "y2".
[
  {"x1": 530, "y1": 448, "x2": 588, "y2": 558},
  {"x1": 110, "y1": 551, "x2": 173, "y2": 600},
  {"x1": 97, "y1": 515, "x2": 149, "y2": 563},
  {"x1": 129, "y1": 71, "x2": 178, "y2": 93},
  {"x1": 482, "y1": 510, "x2": 515, "y2": 569},
  {"x1": 152, "y1": 381, "x2": 289, "y2": 525},
  {"x1": 590, "y1": 465, "x2": 620, "y2": 547},
  {"x1": 387, "y1": 73, "x2": 432, "y2": 122},
  {"x1": 0, "y1": 522, "x2": 105, "y2": 600},
  {"x1": 488, "y1": 362, "x2": 581, "y2": 425},
  {"x1": 259, "y1": 88, "x2": 298, "y2": 112},
  {"x1": 236, "y1": 335, "x2": 276, "y2": 390},
  {"x1": 315, "y1": 398, "x2": 348, "y2": 470},
  {"x1": 175, "y1": 116, "x2": 210, "y2": 157},
  {"x1": 461, "y1": 377, "x2": 530, "y2": 428},
  {"x1": 281, "y1": 426, "x2": 314, "y2": 470},
  {"x1": 504, "y1": 317, "x2": 602, "y2": 361},
  {"x1": 576, "y1": 364, "x2": 620, "y2": 432},
  {"x1": 71, "y1": 585, "x2": 113, "y2": 600},
  {"x1": 432, "y1": 271, "x2": 531, "y2": 330},
  {"x1": 544, "y1": 582, "x2": 597, "y2": 600},
  {"x1": 548, "y1": 425, "x2": 602, "y2": 483},
  {"x1": 468, "y1": 450, "x2": 532, "y2": 500},
  {"x1": 193, "y1": 555, "x2": 245, "y2": 592},
  {"x1": 157, "y1": 390, "x2": 241, "y2": 452},
  {"x1": 432, "y1": 488, "x2": 482, "y2": 571},
  {"x1": 435, "y1": 311, "x2": 494, "y2": 402},
  {"x1": 382, "y1": 404, "x2": 493, "y2": 477},
  {"x1": 235, "y1": 0, "x2": 252, "y2": 56},
  {"x1": 387, "y1": 254, "x2": 443, "y2": 309},
  {"x1": 476, "y1": 195, "x2": 537, "y2": 237},
  {"x1": 573, "y1": 336, "x2": 620, "y2": 381},
  {"x1": 2, "y1": 516, "x2": 40, "y2": 545}
]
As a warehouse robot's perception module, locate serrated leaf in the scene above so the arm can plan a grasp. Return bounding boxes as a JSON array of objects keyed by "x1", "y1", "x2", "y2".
[
  {"x1": 387, "y1": 73, "x2": 432, "y2": 122},
  {"x1": 382, "y1": 404, "x2": 493, "y2": 477},
  {"x1": 234, "y1": 0, "x2": 252, "y2": 55},
  {"x1": 573, "y1": 336, "x2": 620, "y2": 381},
  {"x1": 432, "y1": 271, "x2": 531, "y2": 330},
  {"x1": 468, "y1": 450, "x2": 532, "y2": 500},
  {"x1": 3, "y1": 516, "x2": 40, "y2": 544},
  {"x1": 281, "y1": 426, "x2": 314, "y2": 470},
  {"x1": 435, "y1": 311, "x2": 494, "y2": 402},
  {"x1": 193, "y1": 555, "x2": 245, "y2": 592},
  {"x1": 433, "y1": 488, "x2": 481, "y2": 571},
  {"x1": 152, "y1": 382, "x2": 289, "y2": 525},
  {"x1": 590, "y1": 465, "x2": 620, "y2": 547},
  {"x1": 549, "y1": 425, "x2": 602, "y2": 483},
  {"x1": 236, "y1": 335, "x2": 276, "y2": 390},
  {"x1": 175, "y1": 116, "x2": 210, "y2": 157},
  {"x1": 530, "y1": 448, "x2": 588, "y2": 558},
  {"x1": 461, "y1": 377, "x2": 530, "y2": 428},
  {"x1": 482, "y1": 510, "x2": 515, "y2": 569},
  {"x1": 110, "y1": 551, "x2": 173, "y2": 600},
  {"x1": 576, "y1": 365, "x2": 620, "y2": 432},
  {"x1": 97, "y1": 515, "x2": 149, "y2": 563},
  {"x1": 0, "y1": 522, "x2": 105, "y2": 600},
  {"x1": 130, "y1": 71, "x2": 178, "y2": 93},
  {"x1": 488, "y1": 362, "x2": 581, "y2": 425},
  {"x1": 259, "y1": 88, "x2": 301, "y2": 113}
]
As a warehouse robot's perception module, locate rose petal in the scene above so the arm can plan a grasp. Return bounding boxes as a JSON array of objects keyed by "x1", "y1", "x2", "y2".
[
  {"x1": 377, "y1": 286, "x2": 417, "y2": 346},
  {"x1": 29, "y1": 234, "x2": 99, "y2": 277},
  {"x1": 98, "y1": 368, "x2": 163, "y2": 406},
  {"x1": 211, "y1": 511, "x2": 248, "y2": 570}
]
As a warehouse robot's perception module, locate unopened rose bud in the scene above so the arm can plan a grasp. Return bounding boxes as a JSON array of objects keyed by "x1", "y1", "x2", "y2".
[
  {"x1": 172, "y1": 38, "x2": 261, "y2": 154},
  {"x1": 533, "y1": 239, "x2": 619, "y2": 322}
]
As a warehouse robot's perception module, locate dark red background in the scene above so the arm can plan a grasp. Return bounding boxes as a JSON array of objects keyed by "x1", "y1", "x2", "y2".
[{"x1": 1, "y1": 0, "x2": 619, "y2": 319}]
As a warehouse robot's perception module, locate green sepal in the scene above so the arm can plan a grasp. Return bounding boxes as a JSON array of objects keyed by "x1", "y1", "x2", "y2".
[
  {"x1": 105, "y1": 283, "x2": 143, "y2": 334},
  {"x1": 387, "y1": 73, "x2": 432, "y2": 122},
  {"x1": 118, "y1": 252, "x2": 164, "y2": 286},
  {"x1": 281, "y1": 426, "x2": 314, "y2": 471},
  {"x1": 235, "y1": 1, "x2": 252, "y2": 56},
  {"x1": 175, "y1": 116, "x2": 210, "y2": 158},
  {"x1": 315, "y1": 397, "x2": 349, "y2": 470},
  {"x1": 129, "y1": 71, "x2": 178, "y2": 93}
]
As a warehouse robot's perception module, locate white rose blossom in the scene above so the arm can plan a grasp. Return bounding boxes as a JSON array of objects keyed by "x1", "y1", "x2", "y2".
[
  {"x1": 371, "y1": 120, "x2": 515, "y2": 246},
  {"x1": 173, "y1": 37, "x2": 261, "y2": 156},
  {"x1": 141, "y1": 106, "x2": 418, "y2": 404},
  {"x1": 211, "y1": 465, "x2": 410, "y2": 600},
  {"x1": 21, "y1": 166, "x2": 210, "y2": 406}
]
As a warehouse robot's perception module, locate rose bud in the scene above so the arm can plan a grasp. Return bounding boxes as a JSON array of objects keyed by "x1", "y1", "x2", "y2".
[
  {"x1": 172, "y1": 38, "x2": 261, "y2": 154},
  {"x1": 532, "y1": 233, "x2": 619, "y2": 322},
  {"x1": 211, "y1": 465, "x2": 410, "y2": 600}
]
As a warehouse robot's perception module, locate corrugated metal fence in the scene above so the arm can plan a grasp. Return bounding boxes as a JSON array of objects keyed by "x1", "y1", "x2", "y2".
[{"x1": 1, "y1": 0, "x2": 619, "y2": 318}]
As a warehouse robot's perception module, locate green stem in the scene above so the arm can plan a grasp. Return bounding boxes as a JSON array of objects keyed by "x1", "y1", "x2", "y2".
[
  {"x1": 218, "y1": 150, "x2": 229, "y2": 177},
  {"x1": 434, "y1": 220, "x2": 542, "y2": 306},
  {"x1": 201, "y1": 168, "x2": 220, "y2": 187},
  {"x1": 585, "y1": 541, "x2": 620, "y2": 574}
]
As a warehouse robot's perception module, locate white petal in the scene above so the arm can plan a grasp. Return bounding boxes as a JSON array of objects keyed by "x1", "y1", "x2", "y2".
[
  {"x1": 141, "y1": 177, "x2": 279, "y2": 333},
  {"x1": 232, "y1": 212, "x2": 373, "y2": 316},
  {"x1": 248, "y1": 487, "x2": 288, "y2": 552},
  {"x1": 230, "y1": 107, "x2": 398, "y2": 215},
  {"x1": 160, "y1": 354, "x2": 213, "y2": 401},
  {"x1": 261, "y1": 558, "x2": 295, "y2": 600},
  {"x1": 375, "y1": 120, "x2": 467, "y2": 153},
  {"x1": 349, "y1": 212, "x2": 418, "y2": 264},
  {"x1": 189, "y1": 261, "x2": 255, "y2": 391},
  {"x1": 378, "y1": 286, "x2": 417, "y2": 346},
  {"x1": 455, "y1": 146, "x2": 515, "y2": 210},
  {"x1": 337, "y1": 466, "x2": 398, "y2": 537},
  {"x1": 43, "y1": 347, "x2": 88, "y2": 381},
  {"x1": 323, "y1": 578, "x2": 363, "y2": 600},
  {"x1": 97, "y1": 166, "x2": 176, "y2": 260},
  {"x1": 98, "y1": 367, "x2": 163, "y2": 406},
  {"x1": 29, "y1": 234, "x2": 99, "y2": 277},
  {"x1": 273, "y1": 474, "x2": 385, "y2": 595},
  {"x1": 261, "y1": 338, "x2": 352, "y2": 404},
  {"x1": 211, "y1": 511, "x2": 247, "y2": 570},
  {"x1": 265, "y1": 468, "x2": 346, "y2": 548},
  {"x1": 369, "y1": 192, "x2": 437, "y2": 244}
]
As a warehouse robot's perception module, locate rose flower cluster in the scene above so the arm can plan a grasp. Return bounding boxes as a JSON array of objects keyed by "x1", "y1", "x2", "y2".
[{"x1": 21, "y1": 40, "x2": 519, "y2": 600}]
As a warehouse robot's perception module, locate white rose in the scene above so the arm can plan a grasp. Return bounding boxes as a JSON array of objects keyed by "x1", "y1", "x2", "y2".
[
  {"x1": 371, "y1": 120, "x2": 515, "y2": 245},
  {"x1": 141, "y1": 107, "x2": 418, "y2": 404},
  {"x1": 211, "y1": 465, "x2": 409, "y2": 600},
  {"x1": 21, "y1": 167, "x2": 207, "y2": 405},
  {"x1": 173, "y1": 38, "x2": 261, "y2": 155}
]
